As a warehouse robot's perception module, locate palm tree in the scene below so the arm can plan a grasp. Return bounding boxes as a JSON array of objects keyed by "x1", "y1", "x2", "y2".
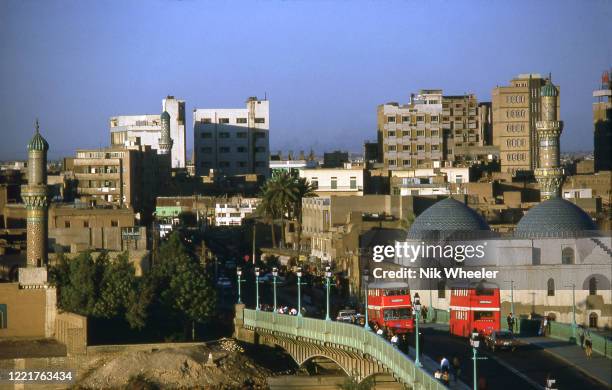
[{"x1": 257, "y1": 181, "x2": 278, "y2": 248}]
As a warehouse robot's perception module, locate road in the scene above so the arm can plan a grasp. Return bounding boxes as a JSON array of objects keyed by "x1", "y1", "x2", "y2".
[{"x1": 417, "y1": 324, "x2": 608, "y2": 390}]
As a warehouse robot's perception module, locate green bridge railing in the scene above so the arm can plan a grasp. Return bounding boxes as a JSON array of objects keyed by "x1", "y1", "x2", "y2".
[{"x1": 243, "y1": 309, "x2": 447, "y2": 390}]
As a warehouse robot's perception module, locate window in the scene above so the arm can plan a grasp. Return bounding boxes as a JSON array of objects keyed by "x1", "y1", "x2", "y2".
[
  {"x1": 388, "y1": 131, "x2": 396, "y2": 137},
  {"x1": 402, "y1": 159, "x2": 411, "y2": 166},
  {"x1": 236, "y1": 118, "x2": 247, "y2": 124},
  {"x1": 402, "y1": 144, "x2": 411, "y2": 151},
  {"x1": 416, "y1": 116, "x2": 425, "y2": 122},
  {"x1": 219, "y1": 118, "x2": 230, "y2": 124},
  {"x1": 111, "y1": 220, "x2": 118, "y2": 227},
  {"x1": 388, "y1": 145, "x2": 396, "y2": 151},
  {"x1": 64, "y1": 221, "x2": 71, "y2": 228},
  {"x1": 0, "y1": 304, "x2": 6, "y2": 329},
  {"x1": 417, "y1": 145, "x2": 425, "y2": 151},
  {"x1": 255, "y1": 161, "x2": 267, "y2": 167},
  {"x1": 331, "y1": 177, "x2": 338, "y2": 190},
  {"x1": 416, "y1": 130, "x2": 425, "y2": 137},
  {"x1": 402, "y1": 116, "x2": 410, "y2": 123},
  {"x1": 237, "y1": 132, "x2": 248, "y2": 138},
  {"x1": 383, "y1": 308, "x2": 412, "y2": 320},
  {"x1": 431, "y1": 116, "x2": 439, "y2": 122},
  {"x1": 200, "y1": 147, "x2": 213, "y2": 153},
  {"x1": 350, "y1": 176, "x2": 357, "y2": 189},
  {"x1": 561, "y1": 247, "x2": 575, "y2": 265},
  {"x1": 219, "y1": 132, "x2": 230, "y2": 139},
  {"x1": 589, "y1": 312, "x2": 598, "y2": 328},
  {"x1": 547, "y1": 278, "x2": 555, "y2": 296},
  {"x1": 219, "y1": 161, "x2": 231, "y2": 167},
  {"x1": 388, "y1": 159, "x2": 397, "y2": 166},
  {"x1": 431, "y1": 130, "x2": 439, "y2": 137},
  {"x1": 201, "y1": 132, "x2": 213, "y2": 139},
  {"x1": 219, "y1": 147, "x2": 230, "y2": 153},
  {"x1": 255, "y1": 118, "x2": 266, "y2": 124},
  {"x1": 237, "y1": 147, "x2": 247, "y2": 153},
  {"x1": 311, "y1": 178, "x2": 318, "y2": 189},
  {"x1": 437, "y1": 280, "x2": 446, "y2": 298},
  {"x1": 474, "y1": 311, "x2": 494, "y2": 321},
  {"x1": 589, "y1": 277, "x2": 597, "y2": 295},
  {"x1": 238, "y1": 161, "x2": 247, "y2": 167},
  {"x1": 387, "y1": 116, "x2": 396, "y2": 123},
  {"x1": 402, "y1": 131, "x2": 410, "y2": 137},
  {"x1": 255, "y1": 132, "x2": 266, "y2": 138},
  {"x1": 255, "y1": 147, "x2": 266, "y2": 153}
]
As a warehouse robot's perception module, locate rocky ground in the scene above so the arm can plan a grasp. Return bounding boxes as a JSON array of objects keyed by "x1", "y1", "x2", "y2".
[{"x1": 74, "y1": 338, "x2": 295, "y2": 390}]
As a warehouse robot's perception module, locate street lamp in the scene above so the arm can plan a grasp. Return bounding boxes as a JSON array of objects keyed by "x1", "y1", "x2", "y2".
[
  {"x1": 255, "y1": 267, "x2": 261, "y2": 311},
  {"x1": 236, "y1": 267, "x2": 244, "y2": 304},
  {"x1": 565, "y1": 283, "x2": 577, "y2": 340},
  {"x1": 470, "y1": 331, "x2": 481, "y2": 390},
  {"x1": 413, "y1": 292, "x2": 422, "y2": 367},
  {"x1": 504, "y1": 280, "x2": 515, "y2": 332},
  {"x1": 363, "y1": 268, "x2": 371, "y2": 331},
  {"x1": 297, "y1": 267, "x2": 303, "y2": 317},
  {"x1": 272, "y1": 267, "x2": 278, "y2": 311},
  {"x1": 325, "y1": 266, "x2": 332, "y2": 321}
]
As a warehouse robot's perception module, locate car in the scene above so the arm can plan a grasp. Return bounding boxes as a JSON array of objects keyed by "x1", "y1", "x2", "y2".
[
  {"x1": 336, "y1": 309, "x2": 357, "y2": 323},
  {"x1": 485, "y1": 330, "x2": 518, "y2": 352}
]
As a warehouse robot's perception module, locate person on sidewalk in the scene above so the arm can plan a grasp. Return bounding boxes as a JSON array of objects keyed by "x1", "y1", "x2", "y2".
[
  {"x1": 440, "y1": 356, "x2": 450, "y2": 372},
  {"x1": 584, "y1": 332, "x2": 593, "y2": 359},
  {"x1": 506, "y1": 313, "x2": 514, "y2": 333},
  {"x1": 451, "y1": 356, "x2": 461, "y2": 382},
  {"x1": 390, "y1": 332, "x2": 399, "y2": 349}
]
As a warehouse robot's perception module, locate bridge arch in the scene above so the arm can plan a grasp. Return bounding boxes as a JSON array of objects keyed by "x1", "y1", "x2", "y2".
[{"x1": 299, "y1": 354, "x2": 352, "y2": 377}]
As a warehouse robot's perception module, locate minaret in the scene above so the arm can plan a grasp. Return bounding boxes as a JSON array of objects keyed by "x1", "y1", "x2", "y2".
[
  {"x1": 159, "y1": 111, "x2": 173, "y2": 156},
  {"x1": 22, "y1": 120, "x2": 50, "y2": 267},
  {"x1": 535, "y1": 78, "x2": 563, "y2": 200}
]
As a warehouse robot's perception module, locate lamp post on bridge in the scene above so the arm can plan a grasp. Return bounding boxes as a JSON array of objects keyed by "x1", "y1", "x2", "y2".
[
  {"x1": 565, "y1": 283, "x2": 577, "y2": 340},
  {"x1": 255, "y1": 267, "x2": 261, "y2": 311},
  {"x1": 504, "y1": 280, "x2": 515, "y2": 332},
  {"x1": 325, "y1": 266, "x2": 332, "y2": 321},
  {"x1": 470, "y1": 330, "x2": 487, "y2": 390},
  {"x1": 236, "y1": 267, "x2": 245, "y2": 304},
  {"x1": 413, "y1": 292, "x2": 422, "y2": 367},
  {"x1": 363, "y1": 268, "x2": 371, "y2": 331},
  {"x1": 272, "y1": 267, "x2": 278, "y2": 311},
  {"x1": 297, "y1": 267, "x2": 303, "y2": 317}
]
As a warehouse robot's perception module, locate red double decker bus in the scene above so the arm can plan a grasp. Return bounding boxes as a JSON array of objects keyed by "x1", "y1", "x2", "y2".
[
  {"x1": 367, "y1": 281, "x2": 415, "y2": 334},
  {"x1": 449, "y1": 280, "x2": 501, "y2": 337}
]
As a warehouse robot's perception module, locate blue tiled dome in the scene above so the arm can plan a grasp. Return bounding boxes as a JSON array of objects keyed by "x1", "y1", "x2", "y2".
[
  {"x1": 407, "y1": 197, "x2": 490, "y2": 239},
  {"x1": 515, "y1": 197, "x2": 596, "y2": 238},
  {"x1": 27, "y1": 127, "x2": 49, "y2": 152},
  {"x1": 541, "y1": 82, "x2": 558, "y2": 97}
]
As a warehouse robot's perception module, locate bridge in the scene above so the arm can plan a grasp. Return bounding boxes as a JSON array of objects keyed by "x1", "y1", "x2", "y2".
[{"x1": 233, "y1": 305, "x2": 447, "y2": 390}]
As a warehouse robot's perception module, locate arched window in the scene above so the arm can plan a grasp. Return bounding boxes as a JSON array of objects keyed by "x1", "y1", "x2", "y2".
[
  {"x1": 561, "y1": 247, "x2": 575, "y2": 265},
  {"x1": 437, "y1": 280, "x2": 446, "y2": 299},
  {"x1": 589, "y1": 277, "x2": 597, "y2": 295},
  {"x1": 547, "y1": 278, "x2": 555, "y2": 296},
  {"x1": 589, "y1": 312, "x2": 598, "y2": 328}
]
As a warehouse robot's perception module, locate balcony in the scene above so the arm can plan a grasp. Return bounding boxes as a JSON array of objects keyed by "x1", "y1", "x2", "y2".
[
  {"x1": 75, "y1": 172, "x2": 121, "y2": 180},
  {"x1": 77, "y1": 187, "x2": 120, "y2": 195}
]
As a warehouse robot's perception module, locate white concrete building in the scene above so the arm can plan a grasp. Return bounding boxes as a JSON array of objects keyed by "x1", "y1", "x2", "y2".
[
  {"x1": 214, "y1": 198, "x2": 258, "y2": 226},
  {"x1": 193, "y1": 97, "x2": 269, "y2": 177},
  {"x1": 391, "y1": 167, "x2": 470, "y2": 196},
  {"x1": 299, "y1": 164, "x2": 364, "y2": 196},
  {"x1": 110, "y1": 96, "x2": 186, "y2": 169}
]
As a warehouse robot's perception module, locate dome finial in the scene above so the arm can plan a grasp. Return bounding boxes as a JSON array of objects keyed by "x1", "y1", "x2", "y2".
[{"x1": 35, "y1": 118, "x2": 40, "y2": 134}]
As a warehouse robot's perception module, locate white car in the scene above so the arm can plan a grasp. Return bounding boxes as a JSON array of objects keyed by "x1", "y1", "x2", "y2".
[{"x1": 336, "y1": 310, "x2": 357, "y2": 323}]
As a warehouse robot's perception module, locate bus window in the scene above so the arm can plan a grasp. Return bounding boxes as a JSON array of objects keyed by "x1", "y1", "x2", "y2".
[
  {"x1": 383, "y1": 308, "x2": 412, "y2": 320},
  {"x1": 474, "y1": 311, "x2": 494, "y2": 320},
  {"x1": 475, "y1": 288, "x2": 494, "y2": 296}
]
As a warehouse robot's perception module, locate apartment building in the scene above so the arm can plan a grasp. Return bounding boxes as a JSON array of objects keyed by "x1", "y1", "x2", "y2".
[
  {"x1": 110, "y1": 96, "x2": 186, "y2": 169},
  {"x1": 193, "y1": 97, "x2": 270, "y2": 177},
  {"x1": 492, "y1": 74, "x2": 558, "y2": 175},
  {"x1": 214, "y1": 198, "x2": 258, "y2": 226},
  {"x1": 299, "y1": 165, "x2": 364, "y2": 196},
  {"x1": 377, "y1": 90, "x2": 489, "y2": 170},
  {"x1": 67, "y1": 145, "x2": 160, "y2": 214},
  {"x1": 390, "y1": 167, "x2": 470, "y2": 196}
]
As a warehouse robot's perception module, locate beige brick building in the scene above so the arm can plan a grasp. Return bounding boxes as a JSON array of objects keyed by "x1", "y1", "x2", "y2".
[
  {"x1": 492, "y1": 74, "x2": 559, "y2": 175},
  {"x1": 377, "y1": 90, "x2": 490, "y2": 170}
]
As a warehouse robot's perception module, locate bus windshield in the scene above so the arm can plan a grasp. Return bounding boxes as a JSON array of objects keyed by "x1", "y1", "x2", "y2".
[
  {"x1": 383, "y1": 289, "x2": 409, "y2": 296},
  {"x1": 383, "y1": 308, "x2": 412, "y2": 320}
]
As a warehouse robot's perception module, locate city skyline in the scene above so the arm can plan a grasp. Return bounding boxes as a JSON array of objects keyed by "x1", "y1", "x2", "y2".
[{"x1": 1, "y1": 0, "x2": 611, "y2": 160}]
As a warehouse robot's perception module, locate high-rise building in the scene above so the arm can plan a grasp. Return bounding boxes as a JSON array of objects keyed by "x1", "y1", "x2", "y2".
[
  {"x1": 193, "y1": 97, "x2": 270, "y2": 177},
  {"x1": 492, "y1": 74, "x2": 559, "y2": 175},
  {"x1": 110, "y1": 96, "x2": 186, "y2": 169},
  {"x1": 535, "y1": 81, "x2": 563, "y2": 200},
  {"x1": 593, "y1": 69, "x2": 612, "y2": 172},
  {"x1": 21, "y1": 121, "x2": 49, "y2": 267},
  {"x1": 377, "y1": 90, "x2": 488, "y2": 170}
]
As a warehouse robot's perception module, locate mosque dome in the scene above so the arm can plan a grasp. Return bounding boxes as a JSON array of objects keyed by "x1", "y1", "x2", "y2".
[
  {"x1": 407, "y1": 197, "x2": 491, "y2": 240},
  {"x1": 27, "y1": 123, "x2": 49, "y2": 152},
  {"x1": 541, "y1": 82, "x2": 559, "y2": 97},
  {"x1": 515, "y1": 197, "x2": 597, "y2": 238}
]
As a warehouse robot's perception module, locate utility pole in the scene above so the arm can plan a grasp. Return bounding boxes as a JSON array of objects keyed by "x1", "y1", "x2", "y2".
[{"x1": 504, "y1": 280, "x2": 515, "y2": 331}]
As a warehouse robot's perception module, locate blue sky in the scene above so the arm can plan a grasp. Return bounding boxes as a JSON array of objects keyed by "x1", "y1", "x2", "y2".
[{"x1": 1, "y1": 0, "x2": 610, "y2": 160}]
